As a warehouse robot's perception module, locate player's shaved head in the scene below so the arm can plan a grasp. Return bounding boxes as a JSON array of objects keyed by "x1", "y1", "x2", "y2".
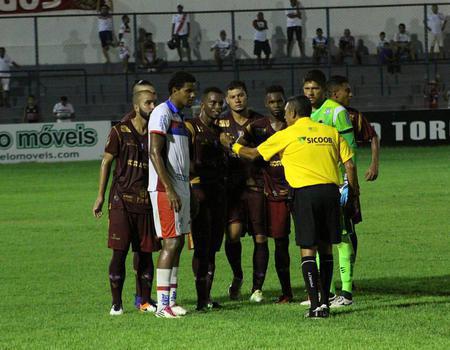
[
  {"x1": 202, "y1": 87, "x2": 223, "y2": 102},
  {"x1": 327, "y1": 75, "x2": 349, "y2": 95},
  {"x1": 132, "y1": 79, "x2": 156, "y2": 95},
  {"x1": 133, "y1": 90, "x2": 152, "y2": 105}
]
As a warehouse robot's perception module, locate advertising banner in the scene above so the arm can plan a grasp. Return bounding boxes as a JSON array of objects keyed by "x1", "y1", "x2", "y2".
[
  {"x1": 364, "y1": 109, "x2": 450, "y2": 146},
  {"x1": 0, "y1": 121, "x2": 110, "y2": 164},
  {"x1": 0, "y1": 0, "x2": 97, "y2": 14}
]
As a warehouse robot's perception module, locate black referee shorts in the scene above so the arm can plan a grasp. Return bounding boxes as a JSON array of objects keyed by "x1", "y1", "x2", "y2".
[{"x1": 291, "y1": 184, "x2": 341, "y2": 247}]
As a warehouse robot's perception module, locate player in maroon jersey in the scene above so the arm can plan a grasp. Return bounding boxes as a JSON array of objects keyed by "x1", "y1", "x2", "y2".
[
  {"x1": 241, "y1": 85, "x2": 293, "y2": 303},
  {"x1": 93, "y1": 90, "x2": 160, "y2": 315},
  {"x1": 185, "y1": 87, "x2": 228, "y2": 310},
  {"x1": 120, "y1": 79, "x2": 159, "y2": 308},
  {"x1": 217, "y1": 80, "x2": 267, "y2": 302}
]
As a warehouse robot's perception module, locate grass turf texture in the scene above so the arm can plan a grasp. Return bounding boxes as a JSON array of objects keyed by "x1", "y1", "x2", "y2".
[{"x1": 1, "y1": 146, "x2": 449, "y2": 349}]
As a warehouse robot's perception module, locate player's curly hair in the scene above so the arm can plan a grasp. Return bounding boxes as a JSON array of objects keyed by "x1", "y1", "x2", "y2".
[{"x1": 168, "y1": 71, "x2": 196, "y2": 94}]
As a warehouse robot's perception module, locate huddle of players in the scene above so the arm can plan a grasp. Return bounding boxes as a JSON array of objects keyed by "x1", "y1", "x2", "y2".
[{"x1": 93, "y1": 69, "x2": 379, "y2": 318}]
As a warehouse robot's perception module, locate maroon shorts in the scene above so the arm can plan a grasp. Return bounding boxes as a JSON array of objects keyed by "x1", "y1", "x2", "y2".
[
  {"x1": 108, "y1": 209, "x2": 161, "y2": 253},
  {"x1": 267, "y1": 200, "x2": 291, "y2": 239},
  {"x1": 191, "y1": 183, "x2": 226, "y2": 252},
  {"x1": 227, "y1": 187, "x2": 267, "y2": 236}
]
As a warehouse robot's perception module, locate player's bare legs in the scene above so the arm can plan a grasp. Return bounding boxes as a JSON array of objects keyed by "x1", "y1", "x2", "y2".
[{"x1": 225, "y1": 222, "x2": 243, "y2": 299}]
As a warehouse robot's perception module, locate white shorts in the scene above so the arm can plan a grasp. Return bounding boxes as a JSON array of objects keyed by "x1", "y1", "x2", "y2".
[
  {"x1": 430, "y1": 33, "x2": 443, "y2": 50},
  {"x1": 1, "y1": 78, "x2": 10, "y2": 91},
  {"x1": 150, "y1": 191, "x2": 190, "y2": 239}
]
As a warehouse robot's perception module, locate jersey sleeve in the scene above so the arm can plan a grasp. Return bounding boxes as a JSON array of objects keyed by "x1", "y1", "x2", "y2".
[
  {"x1": 357, "y1": 113, "x2": 377, "y2": 143},
  {"x1": 338, "y1": 135, "x2": 354, "y2": 164},
  {"x1": 334, "y1": 107, "x2": 357, "y2": 152},
  {"x1": 257, "y1": 130, "x2": 289, "y2": 161},
  {"x1": 104, "y1": 126, "x2": 120, "y2": 156},
  {"x1": 148, "y1": 109, "x2": 170, "y2": 135}
]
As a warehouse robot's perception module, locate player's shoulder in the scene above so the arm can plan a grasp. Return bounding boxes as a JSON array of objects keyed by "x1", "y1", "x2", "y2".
[
  {"x1": 249, "y1": 109, "x2": 265, "y2": 120},
  {"x1": 152, "y1": 102, "x2": 172, "y2": 118},
  {"x1": 249, "y1": 115, "x2": 270, "y2": 128},
  {"x1": 114, "y1": 120, "x2": 132, "y2": 134}
]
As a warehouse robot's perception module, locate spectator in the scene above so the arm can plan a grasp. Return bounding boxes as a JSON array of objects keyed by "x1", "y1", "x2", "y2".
[
  {"x1": 53, "y1": 96, "x2": 75, "y2": 123},
  {"x1": 210, "y1": 30, "x2": 232, "y2": 70},
  {"x1": 355, "y1": 39, "x2": 368, "y2": 64},
  {"x1": 96, "y1": 2, "x2": 115, "y2": 63},
  {"x1": 23, "y1": 95, "x2": 40, "y2": 123},
  {"x1": 379, "y1": 41, "x2": 400, "y2": 74},
  {"x1": 338, "y1": 29, "x2": 357, "y2": 64},
  {"x1": 394, "y1": 23, "x2": 414, "y2": 60},
  {"x1": 423, "y1": 79, "x2": 440, "y2": 109},
  {"x1": 426, "y1": 4, "x2": 447, "y2": 59},
  {"x1": 171, "y1": 4, "x2": 192, "y2": 63},
  {"x1": 377, "y1": 32, "x2": 388, "y2": 54},
  {"x1": 0, "y1": 47, "x2": 19, "y2": 108},
  {"x1": 286, "y1": 0, "x2": 305, "y2": 58},
  {"x1": 118, "y1": 40, "x2": 130, "y2": 73},
  {"x1": 140, "y1": 32, "x2": 165, "y2": 72},
  {"x1": 312, "y1": 28, "x2": 328, "y2": 64},
  {"x1": 118, "y1": 14, "x2": 131, "y2": 46},
  {"x1": 253, "y1": 12, "x2": 271, "y2": 66}
]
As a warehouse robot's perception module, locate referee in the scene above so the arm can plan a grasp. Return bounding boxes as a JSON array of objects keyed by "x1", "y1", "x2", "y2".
[{"x1": 221, "y1": 95, "x2": 359, "y2": 318}]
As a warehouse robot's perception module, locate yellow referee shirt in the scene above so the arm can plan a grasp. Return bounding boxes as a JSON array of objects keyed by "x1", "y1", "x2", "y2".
[{"x1": 257, "y1": 118, "x2": 354, "y2": 188}]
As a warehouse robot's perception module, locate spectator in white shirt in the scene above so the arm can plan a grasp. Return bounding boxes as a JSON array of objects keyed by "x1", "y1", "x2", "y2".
[
  {"x1": 53, "y1": 96, "x2": 75, "y2": 123},
  {"x1": 394, "y1": 23, "x2": 414, "y2": 60},
  {"x1": 377, "y1": 32, "x2": 388, "y2": 54},
  {"x1": 97, "y1": 1, "x2": 114, "y2": 63},
  {"x1": 0, "y1": 47, "x2": 20, "y2": 108},
  {"x1": 211, "y1": 30, "x2": 232, "y2": 70},
  {"x1": 253, "y1": 12, "x2": 271, "y2": 66},
  {"x1": 286, "y1": 0, "x2": 305, "y2": 58},
  {"x1": 171, "y1": 4, "x2": 192, "y2": 63},
  {"x1": 426, "y1": 4, "x2": 447, "y2": 59}
]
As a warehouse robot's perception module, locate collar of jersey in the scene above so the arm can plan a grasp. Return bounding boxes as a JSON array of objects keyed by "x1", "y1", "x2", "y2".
[{"x1": 165, "y1": 99, "x2": 184, "y2": 119}]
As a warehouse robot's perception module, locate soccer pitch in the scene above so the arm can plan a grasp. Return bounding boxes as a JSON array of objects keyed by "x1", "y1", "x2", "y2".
[{"x1": 1, "y1": 146, "x2": 449, "y2": 349}]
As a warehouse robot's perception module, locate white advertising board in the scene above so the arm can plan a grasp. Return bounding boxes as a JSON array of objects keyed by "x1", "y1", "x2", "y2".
[{"x1": 0, "y1": 121, "x2": 110, "y2": 164}]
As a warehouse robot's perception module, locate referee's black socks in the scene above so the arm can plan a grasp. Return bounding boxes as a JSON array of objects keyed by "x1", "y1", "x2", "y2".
[
  {"x1": 319, "y1": 253, "x2": 334, "y2": 306},
  {"x1": 301, "y1": 256, "x2": 320, "y2": 310}
]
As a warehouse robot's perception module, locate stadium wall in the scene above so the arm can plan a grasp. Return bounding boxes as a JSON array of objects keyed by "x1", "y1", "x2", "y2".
[{"x1": 1, "y1": 0, "x2": 447, "y2": 65}]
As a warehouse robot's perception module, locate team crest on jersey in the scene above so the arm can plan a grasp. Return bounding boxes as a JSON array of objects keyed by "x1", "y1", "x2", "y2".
[
  {"x1": 254, "y1": 127, "x2": 267, "y2": 136},
  {"x1": 218, "y1": 119, "x2": 230, "y2": 128},
  {"x1": 324, "y1": 108, "x2": 331, "y2": 116},
  {"x1": 120, "y1": 125, "x2": 131, "y2": 133}
]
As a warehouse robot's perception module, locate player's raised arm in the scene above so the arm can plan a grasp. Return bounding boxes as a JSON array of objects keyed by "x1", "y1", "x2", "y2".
[
  {"x1": 93, "y1": 152, "x2": 114, "y2": 218},
  {"x1": 149, "y1": 133, "x2": 182, "y2": 212}
]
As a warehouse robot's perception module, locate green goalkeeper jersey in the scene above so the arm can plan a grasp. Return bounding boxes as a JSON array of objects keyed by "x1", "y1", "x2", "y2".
[{"x1": 311, "y1": 98, "x2": 357, "y2": 155}]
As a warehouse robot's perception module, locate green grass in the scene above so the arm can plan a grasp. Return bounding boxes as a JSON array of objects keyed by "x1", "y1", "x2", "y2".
[{"x1": 1, "y1": 147, "x2": 450, "y2": 349}]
